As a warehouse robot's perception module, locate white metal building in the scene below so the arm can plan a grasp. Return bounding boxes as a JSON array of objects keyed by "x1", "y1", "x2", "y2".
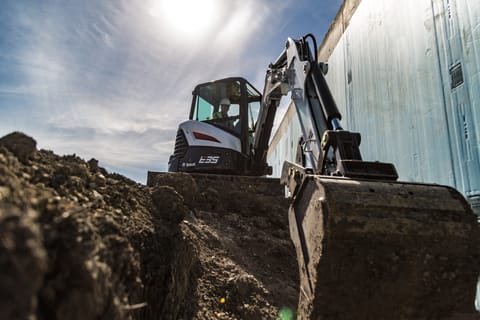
[{"x1": 267, "y1": 0, "x2": 480, "y2": 215}]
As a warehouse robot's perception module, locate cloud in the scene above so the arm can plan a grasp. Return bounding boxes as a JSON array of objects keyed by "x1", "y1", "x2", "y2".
[
  {"x1": 34, "y1": 126, "x2": 177, "y2": 180},
  {"x1": 2, "y1": 0, "x2": 341, "y2": 182},
  {"x1": 46, "y1": 101, "x2": 179, "y2": 135},
  {"x1": 21, "y1": 0, "x2": 296, "y2": 121}
]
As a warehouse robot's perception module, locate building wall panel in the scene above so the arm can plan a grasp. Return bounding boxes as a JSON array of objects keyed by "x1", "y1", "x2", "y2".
[{"x1": 267, "y1": 0, "x2": 480, "y2": 211}]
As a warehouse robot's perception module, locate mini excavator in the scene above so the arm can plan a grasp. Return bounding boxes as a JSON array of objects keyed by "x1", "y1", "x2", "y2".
[{"x1": 151, "y1": 34, "x2": 479, "y2": 318}]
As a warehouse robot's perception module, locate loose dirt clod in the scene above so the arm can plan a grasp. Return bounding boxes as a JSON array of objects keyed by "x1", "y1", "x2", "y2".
[{"x1": 0, "y1": 131, "x2": 37, "y2": 163}]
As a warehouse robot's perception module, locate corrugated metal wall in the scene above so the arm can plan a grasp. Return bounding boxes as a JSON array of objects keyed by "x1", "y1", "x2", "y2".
[{"x1": 267, "y1": 0, "x2": 480, "y2": 213}]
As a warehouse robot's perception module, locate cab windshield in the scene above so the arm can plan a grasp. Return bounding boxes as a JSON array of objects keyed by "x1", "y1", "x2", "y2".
[{"x1": 191, "y1": 78, "x2": 261, "y2": 137}]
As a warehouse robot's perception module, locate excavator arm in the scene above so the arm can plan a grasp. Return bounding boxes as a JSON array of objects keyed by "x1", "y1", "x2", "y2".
[
  {"x1": 254, "y1": 34, "x2": 398, "y2": 190},
  {"x1": 254, "y1": 34, "x2": 480, "y2": 319}
]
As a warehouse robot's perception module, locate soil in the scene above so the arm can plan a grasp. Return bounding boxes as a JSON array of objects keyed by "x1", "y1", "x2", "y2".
[
  {"x1": 2, "y1": 131, "x2": 480, "y2": 320},
  {"x1": 0, "y1": 132, "x2": 298, "y2": 320}
]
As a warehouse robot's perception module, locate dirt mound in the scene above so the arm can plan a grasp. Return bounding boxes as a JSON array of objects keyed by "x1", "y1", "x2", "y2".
[
  {"x1": 0, "y1": 132, "x2": 297, "y2": 320},
  {"x1": 3, "y1": 131, "x2": 479, "y2": 320}
]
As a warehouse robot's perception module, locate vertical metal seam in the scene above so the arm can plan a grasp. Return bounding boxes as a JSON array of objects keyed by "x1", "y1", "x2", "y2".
[
  {"x1": 453, "y1": 0, "x2": 480, "y2": 195},
  {"x1": 342, "y1": 8, "x2": 351, "y2": 130},
  {"x1": 430, "y1": 0, "x2": 458, "y2": 187}
]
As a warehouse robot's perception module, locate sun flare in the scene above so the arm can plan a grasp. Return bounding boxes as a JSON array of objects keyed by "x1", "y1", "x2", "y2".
[{"x1": 148, "y1": 0, "x2": 217, "y2": 36}]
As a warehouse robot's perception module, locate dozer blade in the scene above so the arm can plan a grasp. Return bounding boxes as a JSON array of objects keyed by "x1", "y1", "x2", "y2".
[{"x1": 289, "y1": 175, "x2": 480, "y2": 319}]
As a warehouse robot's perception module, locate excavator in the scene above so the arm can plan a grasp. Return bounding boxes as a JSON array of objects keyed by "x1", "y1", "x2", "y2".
[
  {"x1": 166, "y1": 76, "x2": 271, "y2": 176},
  {"x1": 151, "y1": 34, "x2": 479, "y2": 318}
]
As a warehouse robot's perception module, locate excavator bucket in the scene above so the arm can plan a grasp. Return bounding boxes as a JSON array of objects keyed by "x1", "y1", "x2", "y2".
[{"x1": 288, "y1": 175, "x2": 480, "y2": 319}]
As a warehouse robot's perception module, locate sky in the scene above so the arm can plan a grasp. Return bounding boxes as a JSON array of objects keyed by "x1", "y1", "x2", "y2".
[{"x1": 0, "y1": 0, "x2": 342, "y2": 183}]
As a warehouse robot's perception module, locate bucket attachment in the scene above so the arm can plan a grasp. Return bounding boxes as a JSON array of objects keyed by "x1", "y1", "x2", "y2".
[{"x1": 288, "y1": 175, "x2": 480, "y2": 319}]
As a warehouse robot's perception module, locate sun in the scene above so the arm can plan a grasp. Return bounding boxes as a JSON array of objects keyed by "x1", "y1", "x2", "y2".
[{"x1": 148, "y1": 0, "x2": 217, "y2": 37}]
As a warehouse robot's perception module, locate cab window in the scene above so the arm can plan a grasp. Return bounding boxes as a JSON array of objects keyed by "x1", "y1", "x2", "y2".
[
  {"x1": 193, "y1": 96, "x2": 214, "y2": 121},
  {"x1": 246, "y1": 81, "x2": 261, "y2": 136},
  {"x1": 191, "y1": 80, "x2": 243, "y2": 135},
  {"x1": 248, "y1": 101, "x2": 261, "y2": 133}
]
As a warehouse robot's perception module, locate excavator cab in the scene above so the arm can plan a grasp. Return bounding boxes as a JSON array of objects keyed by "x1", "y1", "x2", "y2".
[
  {"x1": 190, "y1": 77, "x2": 248, "y2": 137},
  {"x1": 168, "y1": 77, "x2": 269, "y2": 175}
]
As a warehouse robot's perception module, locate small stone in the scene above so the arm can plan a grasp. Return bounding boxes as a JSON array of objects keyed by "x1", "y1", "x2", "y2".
[
  {"x1": 93, "y1": 173, "x2": 106, "y2": 188},
  {"x1": 92, "y1": 190, "x2": 104, "y2": 201},
  {"x1": 0, "y1": 186, "x2": 11, "y2": 200}
]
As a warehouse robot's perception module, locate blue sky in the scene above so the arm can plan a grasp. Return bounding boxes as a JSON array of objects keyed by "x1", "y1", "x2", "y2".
[{"x1": 0, "y1": 0, "x2": 342, "y2": 183}]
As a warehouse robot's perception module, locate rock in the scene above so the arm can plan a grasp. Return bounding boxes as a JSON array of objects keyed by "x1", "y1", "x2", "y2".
[
  {"x1": 88, "y1": 173, "x2": 107, "y2": 189},
  {"x1": 87, "y1": 158, "x2": 108, "y2": 176},
  {"x1": 87, "y1": 158, "x2": 99, "y2": 172}
]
